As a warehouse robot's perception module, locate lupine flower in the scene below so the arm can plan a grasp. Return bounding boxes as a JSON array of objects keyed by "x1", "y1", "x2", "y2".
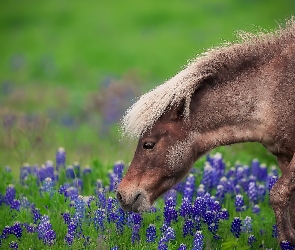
[
  {"x1": 110, "y1": 246, "x2": 119, "y2": 250},
  {"x1": 164, "y1": 205, "x2": 178, "y2": 225},
  {"x1": 82, "y1": 166, "x2": 92, "y2": 175},
  {"x1": 74, "y1": 195, "x2": 85, "y2": 221},
  {"x1": 248, "y1": 234, "x2": 257, "y2": 246},
  {"x1": 108, "y1": 170, "x2": 118, "y2": 192},
  {"x1": 4, "y1": 184, "x2": 16, "y2": 205},
  {"x1": 56, "y1": 147, "x2": 66, "y2": 170},
  {"x1": 219, "y1": 208, "x2": 229, "y2": 220},
  {"x1": 192, "y1": 231, "x2": 204, "y2": 250},
  {"x1": 37, "y1": 216, "x2": 52, "y2": 240},
  {"x1": 178, "y1": 243, "x2": 187, "y2": 250},
  {"x1": 258, "y1": 164, "x2": 267, "y2": 181},
  {"x1": 66, "y1": 187, "x2": 78, "y2": 200},
  {"x1": 248, "y1": 182, "x2": 258, "y2": 204},
  {"x1": 113, "y1": 161, "x2": 124, "y2": 182},
  {"x1": 10, "y1": 199, "x2": 20, "y2": 211},
  {"x1": 131, "y1": 224, "x2": 140, "y2": 243},
  {"x1": 9, "y1": 241, "x2": 18, "y2": 249},
  {"x1": 11, "y1": 222, "x2": 22, "y2": 239},
  {"x1": 2, "y1": 226, "x2": 12, "y2": 239},
  {"x1": 193, "y1": 196, "x2": 206, "y2": 218},
  {"x1": 268, "y1": 175, "x2": 278, "y2": 192},
  {"x1": 116, "y1": 208, "x2": 125, "y2": 234},
  {"x1": 252, "y1": 204, "x2": 261, "y2": 214},
  {"x1": 146, "y1": 224, "x2": 157, "y2": 243},
  {"x1": 64, "y1": 221, "x2": 77, "y2": 245},
  {"x1": 280, "y1": 240, "x2": 295, "y2": 250},
  {"x1": 242, "y1": 216, "x2": 253, "y2": 233},
  {"x1": 179, "y1": 197, "x2": 193, "y2": 218},
  {"x1": 20, "y1": 196, "x2": 30, "y2": 209},
  {"x1": 235, "y1": 194, "x2": 245, "y2": 212},
  {"x1": 41, "y1": 177, "x2": 54, "y2": 193},
  {"x1": 66, "y1": 166, "x2": 75, "y2": 179},
  {"x1": 183, "y1": 219, "x2": 194, "y2": 237},
  {"x1": 231, "y1": 217, "x2": 242, "y2": 238},
  {"x1": 93, "y1": 208, "x2": 105, "y2": 231},
  {"x1": 272, "y1": 224, "x2": 278, "y2": 238},
  {"x1": 31, "y1": 207, "x2": 42, "y2": 223},
  {"x1": 201, "y1": 163, "x2": 213, "y2": 190},
  {"x1": 215, "y1": 184, "x2": 225, "y2": 201},
  {"x1": 43, "y1": 229, "x2": 56, "y2": 246},
  {"x1": 24, "y1": 223, "x2": 36, "y2": 233}
]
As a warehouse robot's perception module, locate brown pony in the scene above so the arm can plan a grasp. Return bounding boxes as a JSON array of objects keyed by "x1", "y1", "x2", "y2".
[{"x1": 117, "y1": 19, "x2": 295, "y2": 244}]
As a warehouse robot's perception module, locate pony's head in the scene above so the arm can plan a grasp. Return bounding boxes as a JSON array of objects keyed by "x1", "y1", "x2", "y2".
[{"x1": 116, "y1": 103, "x2": 196, "y2": 212}]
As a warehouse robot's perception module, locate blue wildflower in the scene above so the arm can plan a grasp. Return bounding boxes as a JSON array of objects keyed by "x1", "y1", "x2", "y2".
[
  {"x1": 11, "y1": 222, "x2": 22, "y2": 239},
  {"x1": 146, "y1": 224, "x2": 157, "y2": 243},
  {"x1": 231, "y1": 217, "x2": 242, "y2": 238},
  {"x1": 178, "y1": 243, "x2": 187, "y2": 250},
  {"x1": 192, "y1": 231, "x2": 204, "y2": 250},
  {"x1": 242, "y1": 216, "x2": 252, "y2": 233},
  {"x1": 183, "y1": 219, "x2": 194, "y2": 237},
  {"x1": 9, "y1": 241, "x2": 18, "y2": 249},
  {"x1": 248, "y1": 234, "x2": 257, "y2": 246},
  {"x1": 235, "y1": 194, "x2": 245, "y2": 212},
  {"x1": 56, "y1": 147, "x2": 66, "y2": 170}
]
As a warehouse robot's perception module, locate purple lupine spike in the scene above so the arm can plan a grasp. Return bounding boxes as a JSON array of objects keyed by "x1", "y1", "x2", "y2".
[
  {"x1": 11, "y1": 222, "x2": 22, "y2": 239},
  {"x1": 38, "y1": 165, "x2": 47, "y2": 183},
  {"x1": 37, "y1": 216, "x2": 52, "y2": 240},
  {"x1": 146, "y1": 224, "x2": 157, "y2": 242},
  {"x1": 74, "y1": 195, "x2": 85, "y2": 221},
  {"x1": 243, "y1": 165, "x2": 250, "y2": 177},
  {"x1": 116, "y1": 208, "x2": 125, "y2": 234},
  {"x1": 280, "y1": 240, "x2": 295, "y2": 250},
  {"x1": 272, "y1": 224, "x2": 278, "y2": 238},
  {"x1": 226, "y1": 166, "x2": 236, "y2": 178},
  {"x1": 43, "y1": 229, "x2": 56, "y2": 246},
  {"x1": 184, "y1": 174, "x2": 196, "y2": 199},
  {"x1": 192, "y1": 231, "x2": 204, "y2": 250},
  {"x1": 248, "y1": 234, "x2": 257, "y2": 246},
  {"x1": 2, "y1": 226, "x2": 12, "y2": 239},
  {"x1": 41, "y1": 177, "x2": 54, "y2": 193},
  {"x1": 31, "y1": 207, "x2": 42, "y2": 223},
  {"x1": 108, "y1": 170, "x2": 118, "y2": 192},
  {"x1": 96, "y1": 179, "x2": 103, "y2": 189},
  {"x1": 196, "y1": 185, "x2": 205, "y2": 197},
  {"x1": 179, "y1": 197, "x2": 193, "y2": 218},
  {"x1": 131, "y1": 223, "x2": 140, "y2": 243},
  {"x1": 231, "y1": 217, "x2": 242, "y2": 238},
  {"x1": 20, "y1": 196, "x2": 30, "y2": 209},
  {"x1": 25, "y1": 223, "x2": 36, "y2": 233},
  {"x1": 251, "y1": 159, "x2": 260, "y2": 176},
  {"x1": 66, "y1": 166, "x2": 75, "y2": 179},
  {"x1": 219, "y1": 208, "x2": 229, "y2": 220},
  {"x1": 258, "y1": 164, "x2": 267, "y2": 181},
  {"x1": 97, "y1": 188, "x2": 106, "y2": 208},
  {"x1": 82, "y1": 166, "x2": 92, "y2": 175},
  {"x1": 257, "y1": 184, "x2": 266, "y2": 202},
  {"x1": 218, "y1": 177, "x2": 227, "y2": 188},
  {"x1": 201, "y1": 163, "x2": 213, "y2": 190},
  {"x1": 252, "y1": 204, "x2": 261, "y2": 214},
  {"x1": 62, "y1": 210, "x2": 71, "y2": 225},
  {"x1": 270, "y1": 165, "x2": 279, "y2": 177},
  {"x1": 163, "y1": 227, "x2": 176, "y2": 242},
  {"x1": 235, "y1": 166, "x2": 245, "y2": 180},
  {"x1": 113, "y1": 161, "x2": 124, "y2": 182},
  {"x1": 9, "y1": 241, "x2": 18, "y2": 249},
  {"x1": 64, "y1": 220, "x2": 77, "y2": 245},
  {"x1": 164, "y1": 192, "x2": 177, "y2": 208},
  {"x1": 234, "y1": 184, "x2": 241, "y2": 194},
  {"x1": 45, "y1": 160, "x2": 55, "y2": 180},
  {"x1": 268, "y1": 175, "x2": 278, "y2": 192},
  {"x1": 66, "y1": 187, "x2": 78, "y2": 200},
  {"x1": 56, "y1": 147, "x2": 66, "y2": 170},
  {"x1": 178, "y1": 243, "x2": 187, "y2": 250},
  {"x1": 183, "y1": 187, "x2": 194, "y2": 202},
  {"x1": 93, "y1": 208, "x2": 105, "y2": 231},
  {"x1": 10, "y1": 199, "x2": 20, "y2": 211},
  {"x1": 107, "y1": 197, "x2": 119, "y2": 223},
  {"x1": 183, "y1": 219, "x2": 194, "y2": 237},
  {"x1": 215, "y1": 184, "x2": 225, "y2": 201},
  {"x1": 248, "y1": 182, "x2": 258, "y2": 204},
  {"x1": 242, "y1": 216, "x2": 253, "y2": 233},
  {"x1": 239, "y1": 177, "x2": 249, "y2": 192},
  {"x1": 235, "y1": 194, "x2": 245, "y2": 212},
  {"x1": 4, "y1": 184, "x2": 16, "y2": 205},
  {"x1": 20, "y1": 163, "x2": 30, "y2": 182},
  {"x1": 164, "y1": 205, "x2": 178, "y2": 225},
  {"x1": 193, "y1": 196, "x2": 206, "y2": 218}
]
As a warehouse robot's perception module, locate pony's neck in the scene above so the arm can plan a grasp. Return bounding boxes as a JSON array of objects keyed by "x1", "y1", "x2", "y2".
[{"x1": 189, "y1": 63, "x2": 275, "y2": 157}]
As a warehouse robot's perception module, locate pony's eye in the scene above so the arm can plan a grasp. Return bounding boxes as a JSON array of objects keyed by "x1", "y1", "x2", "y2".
[{"x1": 143, "y1": 142, "x2": 155, "y2": 150}]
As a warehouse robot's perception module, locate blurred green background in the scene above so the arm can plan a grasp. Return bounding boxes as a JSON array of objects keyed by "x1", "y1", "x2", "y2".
[{"x1": 1, "y1": 0, "x2": 294, "y2": 176}]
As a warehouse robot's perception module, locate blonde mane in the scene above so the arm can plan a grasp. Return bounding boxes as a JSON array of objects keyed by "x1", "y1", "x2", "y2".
[{"x1": 121, "y1": 18, "x2": 295, "y2": 139}]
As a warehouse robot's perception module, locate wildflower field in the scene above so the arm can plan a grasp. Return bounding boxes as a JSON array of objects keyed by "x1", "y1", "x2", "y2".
[{"x1": 1, "y1": 148, "x2": 293, "y2": 250}]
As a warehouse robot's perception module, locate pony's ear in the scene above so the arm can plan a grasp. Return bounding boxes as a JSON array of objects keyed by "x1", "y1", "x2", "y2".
[{"x1": 170, "y1": 99, "x2": 186, "y2": 121}]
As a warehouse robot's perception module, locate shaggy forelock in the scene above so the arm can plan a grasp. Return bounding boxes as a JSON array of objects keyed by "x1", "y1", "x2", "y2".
[{"x1": 121, "y1": 18, "x2": 295, "y2": 139}]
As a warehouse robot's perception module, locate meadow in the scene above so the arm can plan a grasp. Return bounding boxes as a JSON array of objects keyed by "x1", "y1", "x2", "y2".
[
  {"x1": 1, "y1": 0, "x2": 295, "y2": 249},
  {"x1": 0, "y1": 148, "x2": 289, "y2": 249}
]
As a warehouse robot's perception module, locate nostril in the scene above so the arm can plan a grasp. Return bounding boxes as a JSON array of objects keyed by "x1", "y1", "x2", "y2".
[
  {"x1": 116, "y1": 191, "x2": 123, "y2": 202},
  {"x1": 134, "y1": 193, "x2": 141, "y2": 203}
]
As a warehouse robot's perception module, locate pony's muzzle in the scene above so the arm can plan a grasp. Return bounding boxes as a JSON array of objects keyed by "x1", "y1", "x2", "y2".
[{"x1": 116, "y1": 189, "x2": 147, "y2": 212}]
